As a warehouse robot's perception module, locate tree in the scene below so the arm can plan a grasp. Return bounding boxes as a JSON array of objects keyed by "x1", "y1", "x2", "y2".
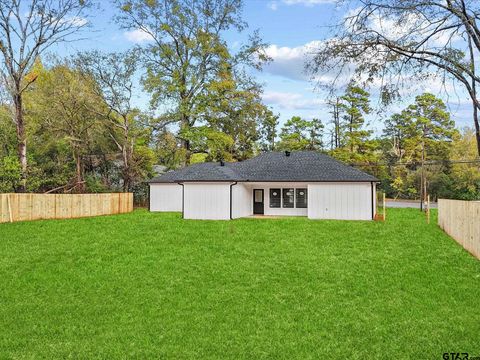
[
  {"x1": 182, "y1": 126, "x2": 234, "y2": 162},
  {"x1": 448, "y1": 128, "x2": 480, "y2": 199},
  {"x1": 384, "y1": 112, "x2": 411, "y2": 163},
  {"x1": 115, "y1": 0, "x2": 269, "y2": 164},
  {"x1": 327, "y1": 97, "x2": 341, "y2": 150},
  {"x1": 27, "y1": 62, "x2": 106, "y2": 193},
  {"x1": 277, "y1": 116, "x2": 324, "y2": 151},
  {"x1": 200, "y1": 59, "x2": 267, "y2": 161},
  {"x1": 338, "y1": 85, "x2": 372, "y2": 153},
  {"x1": 154, "y1": 130, "x2": 186, "y2": 170},
  {"x1": 74, "y1": 50, "x2": 144, "y2": 191},
  {"x1": 382, "y1": 93, "x2": 457, "y2": 204},
  {"x1": 0, "y1": 0, "x2": 93, "y2": 191},
  {"x1": 407, "y1": 93, "x2": 457, "y2": 206},
  {"x1": 329, "y1": 84, "x2": 378, "y2": 166},
  {"x1": 258, "y1": 109, "x2": 279, "y2": 151},
  {"x1": 308, "y1": 0, "x2": 480, "y2": 156}
]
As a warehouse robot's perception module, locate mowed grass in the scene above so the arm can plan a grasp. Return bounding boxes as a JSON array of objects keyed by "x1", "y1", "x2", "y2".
[{"x1": 0, "y1": 209, "x2": 479, "y2": 359}]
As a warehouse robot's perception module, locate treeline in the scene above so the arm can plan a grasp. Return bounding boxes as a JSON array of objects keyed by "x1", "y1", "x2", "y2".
[
  {"x1": 263, "y1": 86, "x2": 480, "y2": 200},
  {"x1": 0, "y1": 0, "x2": 275, "y2": 202}
]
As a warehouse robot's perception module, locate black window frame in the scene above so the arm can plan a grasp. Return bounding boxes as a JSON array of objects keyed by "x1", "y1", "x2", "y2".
[
  {"x1": 282, "y1": 188, "x2": 295, "y2": 208},
  {"x1": 269, "y1": 188, "x2": 281, "y2": 208},
  {"x1": 296, "y1": 188, "x2": 308, "y2": 208}
]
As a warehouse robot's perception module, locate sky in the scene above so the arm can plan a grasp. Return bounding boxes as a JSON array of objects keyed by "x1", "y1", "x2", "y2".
[{"x1": 58, "y1": 0, "x2": 475, "y2": 135}]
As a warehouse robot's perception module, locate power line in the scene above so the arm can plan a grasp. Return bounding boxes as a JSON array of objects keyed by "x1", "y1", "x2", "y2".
[{"x1": 349, "y1": 159, "x2": 480, "y2": 167}]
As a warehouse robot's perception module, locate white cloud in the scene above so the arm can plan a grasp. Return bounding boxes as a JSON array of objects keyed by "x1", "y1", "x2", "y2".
[
  {"x1": 264, "y1": 41, "x2": 321, "y2": 81},
  {"x1": 124, "y1": 28, "x2": 154, "y2": 43},
  {"x1": 347, "y1": 6, "x2": 462, "y2": 48},
  {"x1": 54, "y1": 15, "x2": 88, "y2": 27},
  {"x1": 267, "y1": 0, "x2": 334, "y2": 11},
  {"x1": 66, "y1": 16, "x2": 88, "y2": 27},
  {"x1": 262, "y1": 91, "x2": 324, "y2": 110},
  {"x1": 267, "y1": 1, "x2": 278, "y2": 10},
  {"x1": 283, "y1": 0, "x2": 335, "y2": 5}
]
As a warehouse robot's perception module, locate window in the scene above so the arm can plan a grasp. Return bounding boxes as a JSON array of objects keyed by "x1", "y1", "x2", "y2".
[
  {"x1": 270, "y1": 188, "x2": 281, "y2": 208},
  {"x1": 282, "y1": 188, "x2": 294, "y2": 208},
  {"x1": 254, "y1": 189, "x2": 263, "y2": 203},
  {"x1": 296, "y1": 188, "x2": 307, "y2": 208}
]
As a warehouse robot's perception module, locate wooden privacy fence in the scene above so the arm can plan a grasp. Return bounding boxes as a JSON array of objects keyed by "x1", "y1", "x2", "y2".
[
  {"x1": 0, "y1": 193, "x2": 133, "y2": 223},
  {"x1": 438, "y1": 199, "x2": 480, "y2": 259}
]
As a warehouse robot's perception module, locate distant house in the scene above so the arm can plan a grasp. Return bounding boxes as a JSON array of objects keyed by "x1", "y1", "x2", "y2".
[{"x1": 148, "y1": 151, "x2": 378, "y2": 220}]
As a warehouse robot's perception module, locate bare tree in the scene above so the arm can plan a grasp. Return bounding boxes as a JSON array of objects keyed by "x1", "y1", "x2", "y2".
[
  {"x1": 308, "y1": 0, "x2": 480, "y2": 156},
  {"x1": 0, "y1": 0, "x2": 93, "y2": 191}
]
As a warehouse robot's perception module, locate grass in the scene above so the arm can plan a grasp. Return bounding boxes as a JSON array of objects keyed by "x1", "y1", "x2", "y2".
[{"x1": 0, "y1": 209, "x2": 479, "y2": 359}]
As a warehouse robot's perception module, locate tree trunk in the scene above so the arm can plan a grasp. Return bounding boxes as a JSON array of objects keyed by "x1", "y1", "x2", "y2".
[
  {"x1": 467, "y1": 34, "x2": 480, "y2": 157},
  {"x1": 420, "y1": 135, "x2": 425, "y2": 212},
  {"x1": 334, "y1": 98, "x2": 340, "y2": 148},
  {"x1": 474, "y1": 106, "x2": 480, "y2": 156},
  {"x1": 74, "y1": 150, "x2": 85, "y2": 193},
  {"x1": 122, "y1": 121, "x2": 132, "y2": 192},
  {"x1": 13, "y1": 93, "x2": 27, "y2": 192},
  {"x1": 122, "y1": 149, "x2": 130, "y2": 192},
  {"x1": 180, "y1": 115, "x2": 191, "y2": 165}
]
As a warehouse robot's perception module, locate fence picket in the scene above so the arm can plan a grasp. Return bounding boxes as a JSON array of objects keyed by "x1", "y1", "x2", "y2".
[
  {"x1": 438, "y1": 199, "x2": 480, "y2": 259},
  {"x1": 0, "y1": 193, "x2": 133, "y2": 224}
]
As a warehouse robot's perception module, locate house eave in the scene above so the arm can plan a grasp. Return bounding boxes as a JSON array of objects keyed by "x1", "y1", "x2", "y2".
[{"x1": 150, "y1": 179, "x2": 379, "y2": 183}]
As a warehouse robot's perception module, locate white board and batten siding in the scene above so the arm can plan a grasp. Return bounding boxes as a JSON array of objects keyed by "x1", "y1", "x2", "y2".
[
  {"x1": 308, "y1": 182, "x2": 374, "y2": 220},
  {"x1": 231, "y1": 183, "x2": 251, "y2": 219},
  {"x1": 150, "y1": 183, "x2": 182, "y2": 212},
  {"x1": 183, "y1": 183, "x2": 231, "y2": 220}
]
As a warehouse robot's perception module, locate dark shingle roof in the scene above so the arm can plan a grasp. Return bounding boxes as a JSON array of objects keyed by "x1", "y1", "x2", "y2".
[{"x1": 148, "y1": 151, "x2": 378, "y2": 183}]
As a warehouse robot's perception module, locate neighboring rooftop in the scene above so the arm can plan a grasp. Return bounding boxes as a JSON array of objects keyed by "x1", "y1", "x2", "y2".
[{"x1": 148, "y1": 151, "x2": 378, "y2": 183}]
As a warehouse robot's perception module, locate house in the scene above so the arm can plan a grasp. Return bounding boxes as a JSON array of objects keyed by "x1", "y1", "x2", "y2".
[{"x1": 148, "y1": 151, "x2": 379, "y2": 220}]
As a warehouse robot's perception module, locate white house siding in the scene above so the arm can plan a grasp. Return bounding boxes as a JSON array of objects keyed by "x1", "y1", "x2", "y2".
[
  {"x1": 231, "y1": 183, "x2": 252, "y2": 219},
  {"x1": 183, "y1": 183, "x2": 231, "y2": 220},
  {"x1": 149, "y1": 183, "x2": 182, "y2": 212},
  {"x1": 307, "y1": 182, "x2": 374, "y2": 220}
]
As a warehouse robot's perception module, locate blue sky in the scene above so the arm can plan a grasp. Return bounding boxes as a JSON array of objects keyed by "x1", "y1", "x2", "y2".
[{"x1": 60, "y1": 0, "x2": 474, "y2": 134}]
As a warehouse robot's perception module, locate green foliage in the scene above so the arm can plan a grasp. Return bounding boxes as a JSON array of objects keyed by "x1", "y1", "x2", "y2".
[
  {"x1": 182, "y1": 126, "x2": 234, "y2": 162},
  {"x1": 328, "y1": 85, "x2": 379, "y2": 169},
  {"x1": 0, "y1": 156, "x2": 21, "y2": 192},
  {"x1": 277, "y1": 116, "x2": 324, "y2": 151},
  {"x1": 154, "y1": 130, "x2": 186, "y2": 170},
  {"x1": 380, "y1": 94, "x2": 475, "y2": 200},
  {"x1": 202, "y1": 61, "x2": 269, "y2": 161},
  {"x1": 0, "y1": 59, "x2": 155, "y2": 197},
  {"x1": 116, "y1": 0, "x2": 269, "y2": 163},
  {"x1": 258, "y1": 109, "x2": 279, "y2": 151},
  {"x1": 338, "y1": 84, "x2": 372, "y2": 151}
]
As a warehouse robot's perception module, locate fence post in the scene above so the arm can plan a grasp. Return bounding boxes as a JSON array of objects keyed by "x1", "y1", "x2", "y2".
[
  {"x1": 7, "y1": 194, "x2": 13, "y2": 223},
  {"x1": 427, "y1": 194, "x2": 430, "y2": 224},
  {"x1": 383, "y1": 192, "x2": 386, "y2": 221}
]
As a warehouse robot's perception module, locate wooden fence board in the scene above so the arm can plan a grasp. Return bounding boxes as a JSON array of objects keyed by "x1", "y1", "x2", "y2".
[
  {"x1": 0, "y1": 193, "x2": 133, "y2": 224},
  {"x1": 438, "y1": 199, "x2": 480, "y2": 259}
]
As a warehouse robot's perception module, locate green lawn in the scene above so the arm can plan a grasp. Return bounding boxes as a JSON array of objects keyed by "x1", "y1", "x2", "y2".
[{"x1": 1, "y1": 209, "x2": 479, "y2": 359}]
